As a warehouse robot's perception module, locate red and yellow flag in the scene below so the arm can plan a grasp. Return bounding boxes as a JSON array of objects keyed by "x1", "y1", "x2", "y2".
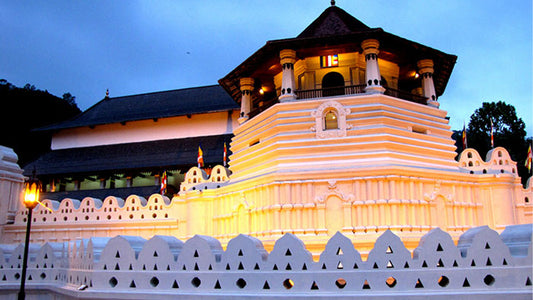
[
  {"x1": 490, "y1": 119, "x2": 494, "y2": 148},
  {"x1": 197, "y1": 146, "x2": 204, "y2": 168},
  {"x1": 223, "y1": 142, "x2": 227, "y2": 167},
  {"x1": 525, "y1": 145, "x2": 532, "y2": 173},
  {"x1": 462, "y1": 123, "x2": 467, "y2": 149},
  {"x1": 160, "y1": 171, "x2": 167, "y2": 195}
]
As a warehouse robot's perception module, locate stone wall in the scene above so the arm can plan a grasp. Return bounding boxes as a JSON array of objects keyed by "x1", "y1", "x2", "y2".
[
  {"x1": 0, "y1": 225, "x2": 530, "y2": 299},
  {"x1": 0, "y1": 146, "x2": 24, "y2": 228}
]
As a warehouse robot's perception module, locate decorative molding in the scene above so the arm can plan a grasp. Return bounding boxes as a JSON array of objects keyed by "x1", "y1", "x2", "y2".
[
  {"x1": 310, "y1": 101, "x2": 351, "y2": 139},
  {"x1": 314, "y1": 180, "x2": 355, "y2": 203},
  {"x1": 233, "y1": 193, "x2": 254, "y2": 212},
  {"x1": 424, "y1": 180, "x2": 453, "y2": 203}
]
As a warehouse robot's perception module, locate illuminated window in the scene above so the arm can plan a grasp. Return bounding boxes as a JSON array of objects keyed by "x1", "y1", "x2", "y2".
[
  {"x1": 321, "y1": 55, "x2": 339, "y2": 68},
  {"x1": 312, "y1": 100, "x2": 350, "y2": 139},
  {"x1": 324, "y1": 110, "x2": 338, "y2": 130}
]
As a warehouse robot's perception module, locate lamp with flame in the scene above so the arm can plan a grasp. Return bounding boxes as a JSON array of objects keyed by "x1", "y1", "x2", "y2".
[
  {"x1": 18, "y1": 173, "x2": 46, "y2": 300},
  {"x1": 23, "y1": 179, "x2": 40, "y2": 210}
]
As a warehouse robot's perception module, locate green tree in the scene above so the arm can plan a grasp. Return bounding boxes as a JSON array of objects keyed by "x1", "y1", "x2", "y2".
[
  {"x1": 467, "y1": 101, "x2": 529, "y2": 184},
  {"x1": 0, "y1": 80, "x2": 81, "y2": 166},
  {"x1": 62, "y1": 92, "x2": 79, "y2": 110}
]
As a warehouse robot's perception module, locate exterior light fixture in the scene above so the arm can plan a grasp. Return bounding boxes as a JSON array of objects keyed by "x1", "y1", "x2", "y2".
[
  {"x1": 259, "y1": 88, "x2": 265, "y2": 95},
  {"x1": 18, "y1": 172, "x2": 41, "y2": 300}
]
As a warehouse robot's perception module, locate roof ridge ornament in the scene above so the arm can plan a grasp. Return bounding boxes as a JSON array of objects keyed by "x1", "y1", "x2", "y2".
[
  {"x1": 331, "y1": 0, "x2": 336, "y2": 6},
  {"x1": 105, "y1": 89, "x2": 109, "y2": 99}
]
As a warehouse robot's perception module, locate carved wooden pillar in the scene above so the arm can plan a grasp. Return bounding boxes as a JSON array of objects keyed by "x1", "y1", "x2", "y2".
[
  {"x1": 417, "y1": 59, "x2": 439, "y2": 107},
  {"x1": 362, "y1": 39, "x2": 385, "y2": 94},
  {"x1": 239, "y1": 77, "x2": 254, "y2": 123},
  {"x1": 279, "y1": 49, "x2": 297, "y2": 102}
]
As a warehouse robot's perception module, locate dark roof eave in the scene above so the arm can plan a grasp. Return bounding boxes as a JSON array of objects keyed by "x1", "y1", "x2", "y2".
[
  {"x1": 35, "y1": 85, "x2": 238, "y2": 131},
  {"x1": 224, "y1": 28, "x2": 384, "y2": 76},
  {"x1": 36, "y1": 106, "x2": 238, "y2": 132},
  {"x1": 377, "y1": 31, "x2": 457, "y2": 97},
  {"x1": 23, "y1": 134, "x2": 234, "y2": 177},
  {"x1": 219, "y1": 29, "x2": 457, "y2": 100}
]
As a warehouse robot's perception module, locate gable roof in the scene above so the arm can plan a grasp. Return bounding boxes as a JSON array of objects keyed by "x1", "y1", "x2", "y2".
[
  {"x1": 39, "y1": 85, "x2": 238, "y2": 131},
  {"x1": 298, "y1": 5, "x2": 370, "y2": 38}
]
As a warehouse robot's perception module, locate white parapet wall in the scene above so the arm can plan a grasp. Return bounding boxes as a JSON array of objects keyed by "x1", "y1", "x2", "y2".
[{"x1": 0, "y1": 224, "x2": 530, "y2": 299}]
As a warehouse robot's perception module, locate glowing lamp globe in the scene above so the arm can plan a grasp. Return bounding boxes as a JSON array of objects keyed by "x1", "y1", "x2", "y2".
[{"x1": 23, "y1": 180, "x2": 41, "y2": 210}]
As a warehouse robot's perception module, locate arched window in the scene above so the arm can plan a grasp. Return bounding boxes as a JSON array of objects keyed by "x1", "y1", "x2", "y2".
[
  {"x1": 324, "y1": 110, "x2": 338, "y2": 130},
  {"x1": 322, "y1": 72, "x2": 345, "y2": 97},
  {"x1": 311, "y1": 100, "x2": 350, "y2": 139}
]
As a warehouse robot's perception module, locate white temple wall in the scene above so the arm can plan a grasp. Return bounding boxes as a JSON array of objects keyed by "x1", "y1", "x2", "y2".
[
  {"x1": 2, "y1": 96, "x2": 531, "y2": 259},
  {"x1": 51, "y1": 110, "x2": 239, "y2": 149},
  {"x1": 1, "y1": 169, "x2": 530, "y2": 257},
  {"x1": 229, "y1": 94, "x2": 457, "y2": 185},
  {"x1": 174, "y1": 168, "x2": 531, "y2": 254}
]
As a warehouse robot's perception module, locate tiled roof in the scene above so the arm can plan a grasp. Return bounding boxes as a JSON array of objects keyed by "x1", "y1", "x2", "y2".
[
  {"x1": 39, "y1": 85, "x2": 238, "y2": 131},
  {"x1": 23, "y1": 134, "x2": 233, "y2": 177},
  {"x1": 297, "y1": 5, "x2": 370, "y2": 38}
]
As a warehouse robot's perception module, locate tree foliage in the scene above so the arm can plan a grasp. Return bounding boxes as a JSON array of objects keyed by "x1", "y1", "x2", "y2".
[
  {"x1": 0, "y1": 79, "x2": 81, "y2": 166},
  {"x1": 62, "y1": 92, "x2": 79, "y2": 110},
  {"x1": 465, "y1": 101, "x2": 529, "y2": 185}
]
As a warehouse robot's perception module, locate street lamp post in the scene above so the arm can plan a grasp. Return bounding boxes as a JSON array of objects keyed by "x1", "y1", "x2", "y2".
[{"x1": 18, "y1": 175, "x2": 40, "y2": 300}]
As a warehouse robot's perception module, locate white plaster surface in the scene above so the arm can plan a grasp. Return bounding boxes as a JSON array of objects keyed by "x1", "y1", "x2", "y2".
[{"x1": 0, "y1": 225, "x2": 530, "y2": 299}]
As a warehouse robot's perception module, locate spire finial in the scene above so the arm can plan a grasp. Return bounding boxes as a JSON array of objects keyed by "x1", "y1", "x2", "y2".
[
  {"x1": 331, "y1": 0, "x2": 336, "y2": 6},
  {"x1": 105, "y1": 89, "x2": 109, "y2": 98}
]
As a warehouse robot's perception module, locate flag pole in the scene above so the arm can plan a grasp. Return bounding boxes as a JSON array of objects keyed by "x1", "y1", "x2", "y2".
[
  {"x1": 462, "y1": 121, "x2": 467, "y2": 149},
  {"x1": 490, "y1": 118, "x2": 494, "y2": 148}
]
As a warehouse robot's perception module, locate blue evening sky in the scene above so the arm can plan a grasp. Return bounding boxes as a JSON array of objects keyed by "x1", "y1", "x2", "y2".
[{"x1": 1, "y1": 0, "x2": 531, "y2": 135}]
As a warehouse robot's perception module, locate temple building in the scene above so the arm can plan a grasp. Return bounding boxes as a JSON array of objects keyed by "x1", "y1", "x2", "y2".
[
  {"x1": 25, "y1": 85, "x2": 238, "y2": 200},
  {"x1": 3, "y1": 4, "x2": 531, "y2": 254}
]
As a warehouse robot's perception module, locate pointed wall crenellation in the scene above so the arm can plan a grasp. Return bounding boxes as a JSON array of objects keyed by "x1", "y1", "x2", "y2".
[
  {"x1": 458, "y1": 147, "x2": 519, "y2": 175},
  {"x1": 318, "y1": 231, "x2": 363, "y2": 271},
  {"x1": 180, "y1": 165, "x2": 231, "y2": 193},
  {"x1": 413, "y1": 228, "x2": 465, "y2": 268},
  {"x1": 0, "y1": 225, "x2": 530, "y2": 298}
]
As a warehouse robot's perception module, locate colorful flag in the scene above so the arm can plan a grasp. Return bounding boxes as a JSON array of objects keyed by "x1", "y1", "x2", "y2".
[
  {"x1": 526, "y1": 145, "x2": 532, "y2": 173},
  {"x1": 223, "y1": 142, "x2": 227, "y2": 167},
  {"x1": 462, "y1": 123, "x2": 467, "y2": 149},
  {"x1": 198, "y1": 146, "x2": 204, "y2": 168},
  {"x1": 490, "y1": 119, "x2": 494, "y2": 148},
  {"x1": 160, "y1": 171, "x2": 167, "y2": 195}
]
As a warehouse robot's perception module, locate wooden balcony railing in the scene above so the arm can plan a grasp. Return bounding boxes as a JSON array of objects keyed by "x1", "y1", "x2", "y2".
[
  {"x1": 295, "y1": 84, "x2": 366, "y2": 100},
  {"x1": 384, "y1": 88, "x2": 428, "y2": 104},
  {"x1": 248, "y1": 85, "x2": 428, "y2": 119},
  {"x1": 249, "y1": 96, "x2": 280, "y2": 119},
  {"x1": 295, "y1": 84, "x2": 428, "y2": 105}
]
